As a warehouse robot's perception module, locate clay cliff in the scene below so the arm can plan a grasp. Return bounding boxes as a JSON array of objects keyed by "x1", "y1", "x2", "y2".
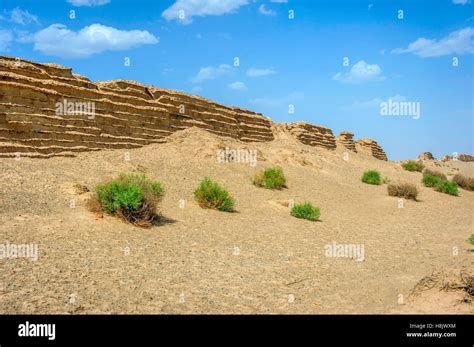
[{"x1": 0, "y1": 56, "x2": 388, "y2": 160}]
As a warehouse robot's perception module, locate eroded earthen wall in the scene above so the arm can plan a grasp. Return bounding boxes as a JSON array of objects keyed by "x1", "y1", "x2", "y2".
[
  {"x1": 0, "y1": 56, "x2": 389, "y2": 160},
  {"x1": 0, "y1": 57, "x2": 273, "y2": 158}
]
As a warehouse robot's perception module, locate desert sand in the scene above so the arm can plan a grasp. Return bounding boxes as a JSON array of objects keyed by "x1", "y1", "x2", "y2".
[{"x1": 1, "y1": 127, "x2": 472, "y2": 314}]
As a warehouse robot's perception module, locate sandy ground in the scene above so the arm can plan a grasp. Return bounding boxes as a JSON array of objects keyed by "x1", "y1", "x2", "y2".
[{"x1": 0, "y1": 127, "x2": 473, "y2": 314}]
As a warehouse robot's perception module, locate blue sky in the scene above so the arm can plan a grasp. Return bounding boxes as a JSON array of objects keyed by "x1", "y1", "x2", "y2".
[{"x1": 0, "y1": 0, "x2": 472, "y2": 160}]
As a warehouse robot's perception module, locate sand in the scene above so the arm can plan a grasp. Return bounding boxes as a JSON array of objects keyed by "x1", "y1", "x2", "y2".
[{"x1": 0, "y1": 127, "x2": 473, "y2": 314}]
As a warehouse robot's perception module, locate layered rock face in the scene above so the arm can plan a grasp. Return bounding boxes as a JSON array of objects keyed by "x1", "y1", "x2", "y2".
[
  {"x1": 0, "y1": 56, "x2": 273, "y2": 158},
  {"x1": 282, "y1": 122, "x2": 337, "y2": 150},
  {"x1": 337, "y1": 131, "x2": 357, "y2": 152},
  {"x1": 356, "y1": 138, "x2": 388, "y2": 161},
  {"x1": 0, "y1": 56, "x2": 389, "y2": 160}
]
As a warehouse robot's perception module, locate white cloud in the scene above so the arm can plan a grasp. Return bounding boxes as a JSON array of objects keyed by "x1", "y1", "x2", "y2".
[
  {"x1": 7, "y1": 8, "x2": 39, "y2": 25},
  {"x1": 0, "y1": 30, "x2": 13, "y2": 51},
  {"x1": 1, "y1": 8, "x2": 39, "y2": 26},
  {"x1": 333, "y1": 60, "x2": 385, "y2": 84},
  {"x1": 246, "y1": 67, "x2": 276, "y2": 77},
  {"x1": 258, "y1": 4, "x2": 276, "y2": 16},
  {"x1": 162, "y1": 0, "x2": 249, "y2": 24},
  {"x1": 67, "y1": 0, "x2": 110, "y2": 6},
  {"x1": 32, "y1": 24, "x2": 158, "y2": 59},
  {"x1": 392, "y1": 27, "x2": 474, "y2": 57},
  {"x1": 250, "y1": 91, "x2": 304, "y2": 108},
  {"x1": 452, "y1": 0, "x2": 470, "y2": 4},
  {"x1": 192, "y1": 64, "x2": 233, "y2": 83},
  {"x1": 228, "y1": 81, "x2": 247, "y2": 91}
]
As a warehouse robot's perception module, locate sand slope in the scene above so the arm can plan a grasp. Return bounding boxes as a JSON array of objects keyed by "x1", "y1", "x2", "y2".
[{"x1": 0, "y1": 128, "x2": 472, "y2": 313}]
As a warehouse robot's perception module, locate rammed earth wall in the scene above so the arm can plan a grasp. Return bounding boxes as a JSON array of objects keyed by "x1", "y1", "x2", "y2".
[{"x1": 0, "y1": 56, "x2": 388, "y2": 160}]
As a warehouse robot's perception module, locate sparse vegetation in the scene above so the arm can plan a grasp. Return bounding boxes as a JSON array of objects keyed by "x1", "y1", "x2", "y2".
[
  {"x1": 469, "y1": 234, "x2": 474, "y2": 246},
  {"x1": 290, "y1": 202, "x2": 320, "y2": 221},
  {"x1": 93, "y1": 173, "x2": 164, "y2": 227},
  {"x1": 423, "y1": 168, "x2": 447, "y2": 180},
  {"x1": 402, "y1": 160, "x2": 425, "y2": 172},
  {"x1": 422, "y1": 174, "x2": 442, "y2": 188},
  {"x1": 253, "y1": 166, "x2": 286, "y2": 190},
  {"x1": 382, "y1": 176, "x2": 391, "y2": 184},
  {"x1": 422, "y1": 172, "x2": 460, "y2": 196},
  {"x1": 422, "y1": 170, "x2": 459, "y2": 195},
  {"x1": 452, "y1": 174, "x2": 474, "y2": 191},
  {"x1": 194, "y1": 177, "x2": 235, "y2": 212},
  {"x1": 361, "y1": 170, "x2": 381, "y2": 185},
  {"x1": 433, "y1": 180, "x2": 459, "y2": 196},
  {"x1": 387, "y1": 183, "x2": 418, "y2": 200}
]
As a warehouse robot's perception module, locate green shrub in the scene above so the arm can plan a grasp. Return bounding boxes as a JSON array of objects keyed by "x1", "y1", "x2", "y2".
[
  {"x1": 290, "y1": 202, "x2": 320, "y2": 221},
  {"x1": 194, "y1": 177, "x2": 235, "y2": 212},
  {"x1": 469, "y1": 234, "x2": 474, "y2": 246},
  {"x1": 452, "y1": 174, "x2": 474, "y2": 191},
  {"x1": 98, "y1": 181, "x2": 143, "y2": 213},
  {"x1": 361, "y1": 170, "x2": 381, "y2": 185},
  {"x1": 422, "y1": 173, "x2": 460, "y2": 196},
  {"x1": 387, "y1": 183, "x2": 418, "y2": 200},
  {"x1": 253, "y1": 166, "x2": 286, "y2": 190},
  {"x1": 422, "y1": 174, "x2": 442, "y2": 188},
  {"x1": 94, "y1": 173, "x2": 164, "y2": 227},
  {"x1": 433, "y1": 180, "x2": 459, "y2": 196},
  {"x1": 402, "y1": 160, "x2": 424, "y2": 172},
  {"x1": 423, "y1": 168, "x2": 447, "y2": 180}
]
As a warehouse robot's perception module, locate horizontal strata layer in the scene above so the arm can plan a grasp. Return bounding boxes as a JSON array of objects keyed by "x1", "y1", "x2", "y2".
[
  {"x1": 0, "y1": 57, "x2": 273, "y2": 157},
  {"x1": 337, "y1": 131, "x2": 357, "y2": 153},
  {"x1": 0, "y1": 59, "x2": 272, "y2": 131},
  {"x1": 356, "y1": 138, "x2": 388, "y2": 161},
  {"x1": 0, "y1": 73, "x2": 272, "y2": 135},
  {"x1": 0, "y1": 56, "x2": 389, "y2": 159},
  {"x1": 283, "y1": 122, "x2": 337, "y2": 150}
]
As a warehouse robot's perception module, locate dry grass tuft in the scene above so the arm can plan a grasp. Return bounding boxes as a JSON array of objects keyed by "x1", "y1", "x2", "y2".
[
  {"x1": 452, "y1": 174, "x2": 474, "y2": 191},
  {"x1": 387, "y1": 183, "x2": 418, "y2": 200}
]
